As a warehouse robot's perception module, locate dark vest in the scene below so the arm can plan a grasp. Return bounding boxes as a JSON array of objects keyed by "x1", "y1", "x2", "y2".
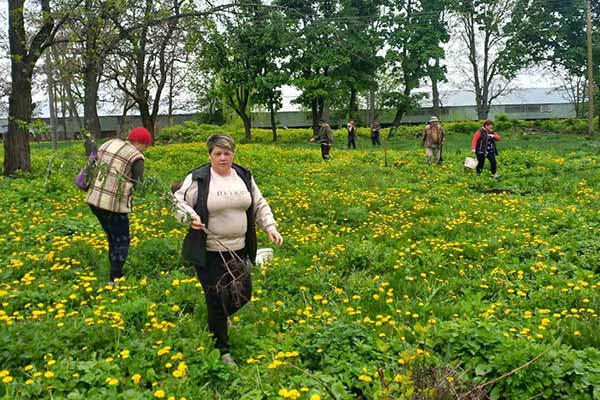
[
  {"x1": 475, "y1": 128, "x2": 499, "y2": 156},
  {"x1": 181, "y1": 163, "x2": 257, "y2": 267}
]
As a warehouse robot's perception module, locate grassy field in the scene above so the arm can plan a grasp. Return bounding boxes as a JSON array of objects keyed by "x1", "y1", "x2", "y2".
[{"x1": 0, "y1": 131, "x2": 599, "y2": 399}]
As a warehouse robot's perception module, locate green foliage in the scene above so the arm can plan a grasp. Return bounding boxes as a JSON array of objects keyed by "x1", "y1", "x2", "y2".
[
  {"x1": 1, "y1": 133, "x2": 600, "y2": 398},
  {"x1": 383, "y1": 0, "x2": 449, "y2": 123}
]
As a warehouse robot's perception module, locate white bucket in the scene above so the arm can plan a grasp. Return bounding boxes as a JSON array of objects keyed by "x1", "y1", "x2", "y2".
[
  {"x1": 464, "y1": 157, "x2": 478, "y2": 170},
  {"x1": 255, "y1": 248, "x2": 274, "y2": 265}
]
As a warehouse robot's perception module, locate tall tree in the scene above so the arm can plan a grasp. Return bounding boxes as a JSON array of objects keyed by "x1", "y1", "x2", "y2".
[
  {"x1": 338, "y1": 0, "x2": 384, "y2": 119},
  {"x1": 5, "y1": 0, "x2": 77, "y2": 175},
  {"x1": 105, "y1": 0, "x2": 182, "y2": 138},
  {"x1": 253, "y1": 10, "x2": 290, "y2": 142},
  {"x1": 337, "y1": 0, "x2": 385, "y2": 120},
  {"x1": 383, "y1": 0, "x2": 449, "y2": 126},
  {"x1": 191, "y1": 0, "x2": 279, "y2": 140},
  {"x1": 508, "y1": 0, "x2": 598, "y2": 123},
  {"x1": 451, "y1": 0, "x2": 525, "y2": 120},
  {"x1": 278, "y1": 0, "x2": 347, "y2": 134}
]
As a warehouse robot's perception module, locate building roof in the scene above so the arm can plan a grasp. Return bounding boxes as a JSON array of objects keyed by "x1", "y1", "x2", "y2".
[{"x1": 420, "y1": 87, "x2": 572, "y2": 108}]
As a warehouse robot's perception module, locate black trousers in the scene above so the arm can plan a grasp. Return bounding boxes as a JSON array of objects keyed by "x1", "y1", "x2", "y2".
[
  {"x1": 195, "y1": 250, "x2": 252, "y2": 354},
  {"x1": 89, "y1": 205, "x2": 130, "y2": 281},
  {"x1": 476, "y1": 153, "x2": 497, "y2": 175},
  {"x1": 347, "y1": 135, "x2": 356, "y2": 149},
  {"x1": 321, "y1": 143, "x2": 331, "y2": 160},
  {"x1": 371, "y1": 132, "x2": 381, "y2": 146}
]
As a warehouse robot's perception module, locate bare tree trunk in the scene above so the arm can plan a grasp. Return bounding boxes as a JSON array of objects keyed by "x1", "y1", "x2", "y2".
[
  {"x1": 367, "y1": 89, "x2": 375, "y2": 126},
  {"x1": 60, "y1": 85, "x2": 68, "y2": 140},
  {"x1": 64, "y1": 81, "x2": 82, "y2": 134},
  {"x1": 5, "y1": 0, "x2": 55, "y2": 175},
  {"x1": 168, "y1": 55, "x2": 175, "y2": 127},
  {"x1": 431, "y1": 74, "x2": 441, "y2": 117},
  {"x1": 46, "y1": 53, "x2": 59, "y2": 150},
  {"x1": 318, "y1": 97, "x2": 327, "y2": 122},
  {"x1": 392, "y1": 108, "x2": 405, "y2": 127},
  {"x1": 119, "y1": 98, "x2": 135, "y2": 138},
  {"x1": 83, "y1": 60, "x2": 102, "y2": 138},
  {"x1": 311, "y1": 98, "x2": 319, "y2": 135},
  {"x1": 5, "y1": 70, "x2": 33, "y2": 174},
  {"x1": 139, "y1": 104, "x2": 155, "y2": 135},
  {"x1": 241, "y1": 113, "x2": 252, "y2": 141},
  {"x1": 269, "y1": 100, "x2": 277, "y2": 142},
  {"x1": 597, "y1": 83, "x2": 600, "y2": 131},
  {"x1": 349, "y1": 88, "x2": 358, "y2": 119}
]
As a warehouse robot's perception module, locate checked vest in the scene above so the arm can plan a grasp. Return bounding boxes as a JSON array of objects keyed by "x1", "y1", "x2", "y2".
[{"x1": 86, "y1": 139, "x2": 144, "y2": 213}]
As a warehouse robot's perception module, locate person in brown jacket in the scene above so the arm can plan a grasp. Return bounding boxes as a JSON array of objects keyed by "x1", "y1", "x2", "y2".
[
  {"x1": 310, "y1": 119, "x2": 334, "y2": 160},
  {"x1": 422, "y1": 116, "x2": 445, "y2": 164}
]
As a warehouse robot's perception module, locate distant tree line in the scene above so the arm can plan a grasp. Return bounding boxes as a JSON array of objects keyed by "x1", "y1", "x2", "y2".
[{"x1": 2, "y1": 0, "x2": 599, "y2": 175}]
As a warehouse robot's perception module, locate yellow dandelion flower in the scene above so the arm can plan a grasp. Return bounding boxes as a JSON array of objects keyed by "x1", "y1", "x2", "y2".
[{"x1": 106, "y1": 377, "x2": 119, "y2": 386}]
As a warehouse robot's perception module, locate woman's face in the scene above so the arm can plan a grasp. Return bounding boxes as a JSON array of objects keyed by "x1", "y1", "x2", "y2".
[{"x1": 209, "y1": 145, "x2": 234, "y2": 174}]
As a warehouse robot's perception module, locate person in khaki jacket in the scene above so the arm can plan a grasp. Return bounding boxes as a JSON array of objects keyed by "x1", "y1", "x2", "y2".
[
  {"x1": 86, "y1": 127, "x2": 151, "y2": 284},
  {"x1": 310, "y1": 119, "x2": 334, "y2": 160},
  {"x1": 422, "y1": 116, "x2": 445, "y2": 164}
]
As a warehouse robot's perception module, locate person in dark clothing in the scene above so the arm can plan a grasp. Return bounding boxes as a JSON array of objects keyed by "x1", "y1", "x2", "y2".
[
  {"x1": 471, "y1": 120, "x2": 501, "y2": 177},
  {"x1": 347, "y1": 119, "x2": 357, "y2": 149},
  {"x1": 371, "y1": 119, "x2": 381, "y2": 146},
  {"x1": 173, "y1": 134, "x2": 283, "y2": 367},
  {"x1": 310, "y1": 119, "x2": 334, "y2": 160}
]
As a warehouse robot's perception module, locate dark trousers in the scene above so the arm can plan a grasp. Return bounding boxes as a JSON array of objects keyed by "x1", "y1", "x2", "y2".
[
  {"x1": 195, "y1": 250, "x2": 252, "y2": 354},
  {"x1": 371, "y1": 132, "x2": 381, "y2": 146},
  {"x1": 476, "y1": 153, "x2": 497, "y2": 175},
  {"x1": 321, "y1": 143, "x2": 331, "y2": 160},
  {"x1": 347, "y1": 135, "x2": 356, "y2": 149},
  {"x1": 89, "y1": 205, "x2": 130, "y2": 281}
]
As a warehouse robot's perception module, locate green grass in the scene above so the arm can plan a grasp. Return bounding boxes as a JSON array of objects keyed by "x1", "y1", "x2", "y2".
[{"x1": 0, "y1": 131, "x2": 599, "y2": 399}]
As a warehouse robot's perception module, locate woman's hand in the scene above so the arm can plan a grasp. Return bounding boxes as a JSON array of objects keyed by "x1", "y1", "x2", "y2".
[
  {"x1": 268, "y1": 230, "x2": 283, "y2": 246},
  {"x1": 190, "y1": 216, "x2": 205, "y2": 230}
]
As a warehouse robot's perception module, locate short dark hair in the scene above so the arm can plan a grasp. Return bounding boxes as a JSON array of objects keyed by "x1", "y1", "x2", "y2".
[
  {"x1": 484, "y1": 119, "x2": 493, "y2": 127},
  {"x1": 206, "y1": 134, "x2": 236, "y2": 154}
]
